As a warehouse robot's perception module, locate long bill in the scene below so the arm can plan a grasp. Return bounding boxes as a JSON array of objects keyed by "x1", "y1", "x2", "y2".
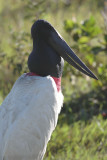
[{"x1": 49, "y1": 31, "x2": 98, "y2": 80}]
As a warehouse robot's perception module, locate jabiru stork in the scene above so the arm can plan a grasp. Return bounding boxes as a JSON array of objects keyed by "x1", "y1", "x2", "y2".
[{"x1": 0, "y1": 19, "x2": 98, "y2": 160}]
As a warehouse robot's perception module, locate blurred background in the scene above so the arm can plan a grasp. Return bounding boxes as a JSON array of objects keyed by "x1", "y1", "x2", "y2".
[{"x1": 0, "y1": 0, "x2": 107, "y2": 159}]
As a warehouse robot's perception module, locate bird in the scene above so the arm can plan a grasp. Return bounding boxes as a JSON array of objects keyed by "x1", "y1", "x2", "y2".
[{"x1": 0, "y1": 19, "x2": 98, "y2": 160}]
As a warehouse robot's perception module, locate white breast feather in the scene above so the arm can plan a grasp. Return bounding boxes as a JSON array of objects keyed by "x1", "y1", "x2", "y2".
[{"x1": 0, "y1": 74, "x2": 63, "y2": 160}]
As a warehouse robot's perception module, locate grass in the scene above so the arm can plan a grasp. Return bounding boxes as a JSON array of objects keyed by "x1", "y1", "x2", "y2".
[{"x1": 44, "y1": 115, "x2": 107, "y2": 160}]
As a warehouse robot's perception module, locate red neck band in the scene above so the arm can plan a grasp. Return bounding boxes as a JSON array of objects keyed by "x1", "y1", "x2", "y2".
[{"x1": 26, "y1": 72, "x2": 61, "y2": 92}]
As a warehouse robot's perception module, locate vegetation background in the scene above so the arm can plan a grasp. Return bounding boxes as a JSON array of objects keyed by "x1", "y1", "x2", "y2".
[{"x1": 0, "y1": 0, "x2": 107, "y2": 159}]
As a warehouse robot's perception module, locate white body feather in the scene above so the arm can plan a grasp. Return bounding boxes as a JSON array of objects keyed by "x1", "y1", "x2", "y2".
[{"x1": 0, "y1": 74, "x2": 63, "y2": 160}]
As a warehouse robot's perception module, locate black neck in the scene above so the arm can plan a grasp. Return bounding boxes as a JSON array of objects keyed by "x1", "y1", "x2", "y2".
[{"x1": 28, "y1": 39, "x2": 64, "y2": 78}]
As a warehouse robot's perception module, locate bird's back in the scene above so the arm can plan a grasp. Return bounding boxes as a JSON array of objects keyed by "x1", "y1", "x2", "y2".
[{"x1": 0, "y1": 74, "x2": 63, "y2": 160}]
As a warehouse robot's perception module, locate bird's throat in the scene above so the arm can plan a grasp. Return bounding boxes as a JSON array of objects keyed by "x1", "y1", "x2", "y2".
[{"x1": 26, "y1": 72, "x2": 61, "y2": 92}]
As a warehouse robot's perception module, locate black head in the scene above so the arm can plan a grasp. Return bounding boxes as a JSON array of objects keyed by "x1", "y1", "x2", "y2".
[
  {"x1": 31, "y1": 20, "x2": 56, "y2": 40},
  {"x1": 28, "y1": 19, "x2": 98, "y2": 80},
  {"x1": 28, "y1": 19, "x2": 64, "y2": 77}
]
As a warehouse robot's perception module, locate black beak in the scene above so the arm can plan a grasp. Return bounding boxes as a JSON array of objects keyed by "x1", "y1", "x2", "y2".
[{"x1": 49, "y1": 31, "x2": 98, "y2": 80}]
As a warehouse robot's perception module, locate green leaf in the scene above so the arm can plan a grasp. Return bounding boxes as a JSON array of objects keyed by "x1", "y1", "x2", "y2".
[
  {"x1": 64, "y1": 19, "x2": 77, "y2": 32},
  {"x1": 78, "y1": 36, "x2": 89, "y2": 44},
  {"x1": 82, "y1": 16, "x2": 96, "y2": 28},
  {"x1": 81, "y1": 16, "x2": 101, "y2": 37},
  {"x1": 85, "y1": 54, "x2": 94, "y2": 65}
]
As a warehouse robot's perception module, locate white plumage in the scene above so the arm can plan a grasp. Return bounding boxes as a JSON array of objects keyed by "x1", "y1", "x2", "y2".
[{"x1": 0, "y1": 74, "x2": 63, "y2": 160}]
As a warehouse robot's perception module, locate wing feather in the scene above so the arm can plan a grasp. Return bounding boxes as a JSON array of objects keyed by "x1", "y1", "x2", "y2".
[{"x1": 0, "y1": 74, "x2": 63, "y2": 160}]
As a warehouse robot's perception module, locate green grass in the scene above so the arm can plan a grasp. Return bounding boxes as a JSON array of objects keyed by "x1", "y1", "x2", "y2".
[{"x1": 44, "y1": 115, "x2": 107, "y2": 160}]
